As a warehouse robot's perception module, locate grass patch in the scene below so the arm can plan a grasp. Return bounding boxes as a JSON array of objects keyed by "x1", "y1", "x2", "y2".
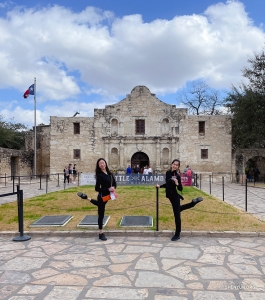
[{"x1": 0, "y1": 185, "x2": 265, "y2": 232}]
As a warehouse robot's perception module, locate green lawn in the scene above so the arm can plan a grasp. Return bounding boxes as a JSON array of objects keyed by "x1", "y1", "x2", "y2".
[{"x1": 1, "y1": 185, "x2": 265, "y2": 232}]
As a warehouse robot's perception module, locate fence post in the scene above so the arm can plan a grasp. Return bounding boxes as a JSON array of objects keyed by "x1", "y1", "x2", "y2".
[
  {"x1": 38, "y1": 174, "x2": 43, "y2": 190},
  {"x1": 245, "y1": 178, "x2": 247, "y2": 212},
  {"x1": 78, "y1": 172, "x2": 80, "y2": 186},
  {"x1": 5, "y1": 173, "x2": 6, "y2": 187},
  {"x1": 200, "y1": 174, "x2": 201, "y2": 190},
  {"x1": 12, "y1": 176, "x2": 15, "y2": 193},
  {"x1": 56, "y1": 173, "x2": 60, "y2": 187},
  {"x1": 46, "y1": 174, "x2": 48, "y2": 194},
  {"x1": 209, "y1": 175, "x2": 211, "y2": 194},
  {"x1": 222, "y1": 177, "x2": 224, "y2": 201},
  {"x1": 156, "y1": 187, "x2": 159, "y2": 231},
  {"x1": 13, "y1": 189, "x2": 31, "y2": 242}
]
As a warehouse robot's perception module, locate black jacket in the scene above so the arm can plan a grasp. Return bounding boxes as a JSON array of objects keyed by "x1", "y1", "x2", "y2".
[
  {"x1": 95, "y1": 172, "x2": 117, "y2": 197},
  {"x1": 160, "y1": 170, "x2": 183, "y2": 199}
]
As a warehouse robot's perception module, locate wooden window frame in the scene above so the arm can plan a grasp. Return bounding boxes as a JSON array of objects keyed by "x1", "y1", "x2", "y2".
[
  {"x1": 201, "y1": 149, "x2": 208, "y2": 159},
  {"x1": 73, "y1": 149, "x2": 81, "y2": 159},
  {"x1": 74, "y1": 123, "x2": 80, "y2": 134},
  {"x1": 199, "y1": 121, "x2": 205, "y2": 134},
  {"x1": 135, "y1": 119, "x2": 145, "y2": 135}
]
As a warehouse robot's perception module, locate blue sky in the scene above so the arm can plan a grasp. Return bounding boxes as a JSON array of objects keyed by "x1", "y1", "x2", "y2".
[{"x1": 0, "y1": 0, "x2": 264, "y2": 127}]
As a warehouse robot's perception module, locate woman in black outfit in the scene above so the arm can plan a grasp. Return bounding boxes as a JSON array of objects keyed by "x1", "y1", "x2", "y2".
[
  {"x1": 156, "y1": 159, "x2": 203, "y2": 241},
  {"x1": 77, "y1": 158, "x2": 116, "y2": 241}
]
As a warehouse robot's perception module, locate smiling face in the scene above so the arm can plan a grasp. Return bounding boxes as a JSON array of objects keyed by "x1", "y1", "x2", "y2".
[
  {"x1": 171, "y1": 160, "x2": 180, "y2": 172},
  {"x1": 98, "y1": 159, "x2": 106, "y2": 171}
]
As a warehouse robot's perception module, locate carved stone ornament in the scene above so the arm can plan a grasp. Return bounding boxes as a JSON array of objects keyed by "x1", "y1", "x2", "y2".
[{"x1": 136, "y1": 144, "x2": 143, "y2": 151}]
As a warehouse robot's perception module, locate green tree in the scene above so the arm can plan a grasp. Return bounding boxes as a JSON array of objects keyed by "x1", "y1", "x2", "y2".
[
  {"x1": 226, "y1": 85, "x2": 265, "y2": 148},
  {"x1": 226, "y1": 47, "x2": 265, "y2": 149},
  {"x1": 0, "y1": 115, "x2": 28, "y2": 149},
  {"x1": 242, "y1": 48, "x2": 265, "y2": 95}
]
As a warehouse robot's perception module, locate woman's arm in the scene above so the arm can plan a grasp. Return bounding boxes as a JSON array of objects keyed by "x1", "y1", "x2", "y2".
[{"x1": 176, "y1": 173, "x2": 183, "y2": 192}]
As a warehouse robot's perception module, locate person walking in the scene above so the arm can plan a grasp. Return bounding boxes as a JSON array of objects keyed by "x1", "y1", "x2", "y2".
[
  {"x1": 156, "y1": 159, "x2": 203, "y2": 241},
  {"x1": 63, "y1": 165, "x2": 69, "y2": 184},
  {"x1": 68, "y1": 163, "x2": 73, "y2": 183},
  {"x1": 77, "y1": 158, "x2": 116, "y2": 241},
  {"x1": 73, "y1": 164, "x2": 77, "y2": 184}
]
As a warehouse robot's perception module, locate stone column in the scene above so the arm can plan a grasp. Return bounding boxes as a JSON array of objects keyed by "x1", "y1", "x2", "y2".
[
  {"x1": 171, "y1": 137, "x2": 177, "y2": 160},
  {"x1": 104, "y1": 140, "x2": 109, "y2": 163},
  {"x1": 119, "y1": 139, "x2": 124, "y2": 169},
  {"x1": 156, "y1": 138, "x2": 161, "y2": 171}
]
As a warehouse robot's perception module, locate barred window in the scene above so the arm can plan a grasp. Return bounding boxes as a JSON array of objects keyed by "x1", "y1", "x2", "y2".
[
  {"x1": 199, "y1": 121, "x2": 205, "y2": 134},
  {"x1": 135, "y1": 120, "x2": 145, "y2": 134},
  {"x1": 201, "y1": 149, "x2": 208, "y2": 159},
  {"x1": 73, "y1": 149, "x2": 81, "y2": 159},
  {"x1": 74, "y1": 123, "x2": 80, "y2": 134}
]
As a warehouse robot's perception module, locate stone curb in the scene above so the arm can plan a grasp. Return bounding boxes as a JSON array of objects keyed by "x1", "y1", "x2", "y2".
[{"x1": 1, "y1": 230, "x2": 265, "y2": 238}]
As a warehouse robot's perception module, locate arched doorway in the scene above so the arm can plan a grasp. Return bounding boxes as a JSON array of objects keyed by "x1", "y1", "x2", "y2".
[
  {"x1": 246, "y1": 156, "x2": 265, "y2": 181},
  {"x1": 131, "y1": 152, "x2": 149, "y2": 171}
]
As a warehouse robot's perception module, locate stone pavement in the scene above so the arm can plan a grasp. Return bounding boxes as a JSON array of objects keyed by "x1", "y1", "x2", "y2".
[
  {"x1": 1, "y1": 181, "x2": 265, "y2": 299},
  {"x1": 0, "y1": 180, "x2": 74, "y2": 205},
  {"x1": 199, "y1": 181, "x2": 265, "y2": 222},
  {"x1": 1, "y1": 232, "x2": 265, "y2": 299}
]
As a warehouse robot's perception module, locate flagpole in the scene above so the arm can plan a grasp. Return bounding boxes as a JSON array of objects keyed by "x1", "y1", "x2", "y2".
[{"x1": 34, "y1": 77, "x2": 36, "y2": 178}]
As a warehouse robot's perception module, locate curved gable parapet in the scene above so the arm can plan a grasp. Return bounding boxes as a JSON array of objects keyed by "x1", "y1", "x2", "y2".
[{"x1": 130, "y1": 86, "x2": 152, "y2": 97}]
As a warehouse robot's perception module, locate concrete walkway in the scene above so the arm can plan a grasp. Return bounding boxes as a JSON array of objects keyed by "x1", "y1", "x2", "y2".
[
  {"x1": 199, "y1": 181, "x2": 265, "y2": 222},
  {"x1": 1, "y1": 181, "x2": 265, "y2": 299}
]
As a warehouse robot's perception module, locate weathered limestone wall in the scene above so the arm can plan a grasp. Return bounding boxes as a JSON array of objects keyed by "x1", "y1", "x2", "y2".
[
  {"x1": 0, "y1": 147, "x2": 33, "y2": 179},
  {"x1": 25, "y1": 125, "x2": 51, "y2": 175},
  {"x1": 179, "y1": 115, "x2": 232, "y2": 173},
  {"x1": 49, "y1": 116, "x2": 96, "y2": 174},
  {"x1": 93, "y1": 86, "x2": 187, "y2": 172},
  {"x1": 35, "y1": 86, "x2": 233, "y2": 175}
]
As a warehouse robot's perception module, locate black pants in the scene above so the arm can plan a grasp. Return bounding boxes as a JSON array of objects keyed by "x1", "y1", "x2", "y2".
[
  {"x1": 169, "y1": 196, "x2": 195, "y2": 236},
  {"x1": 91, "y1": 196, "x2": 107, "y2": 230},
  {"x1": 64, "y1": 175, "x2": 69, "y2": 183}
]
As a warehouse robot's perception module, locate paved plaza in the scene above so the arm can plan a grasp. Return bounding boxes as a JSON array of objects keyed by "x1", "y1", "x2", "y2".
[{"x1": 0, "y1": 180, "x2": 265, "y2": 299}]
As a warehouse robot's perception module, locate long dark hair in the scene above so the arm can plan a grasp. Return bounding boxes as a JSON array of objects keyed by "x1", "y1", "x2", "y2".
[
  {"x1": 170, "y1": 159, "x2": 181, "y2": 176},
  {"x1": 95, "y1": 158, "x2": 112, "y2": 179}
]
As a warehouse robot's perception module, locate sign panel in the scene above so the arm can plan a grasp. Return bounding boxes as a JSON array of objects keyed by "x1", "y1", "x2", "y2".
[{"x1": 80, "y1": 173, "x2": 193, "y2": 186}]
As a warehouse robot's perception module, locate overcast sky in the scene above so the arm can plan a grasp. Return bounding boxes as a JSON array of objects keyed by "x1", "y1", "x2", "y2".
[{"x1": 0, "y1": 0, "x2": 264, "y2": 127}]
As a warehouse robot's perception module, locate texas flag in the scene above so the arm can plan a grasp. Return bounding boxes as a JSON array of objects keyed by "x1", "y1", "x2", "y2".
[{"x1": 23, "y1": 84, "x2": 34, "y2": 98}]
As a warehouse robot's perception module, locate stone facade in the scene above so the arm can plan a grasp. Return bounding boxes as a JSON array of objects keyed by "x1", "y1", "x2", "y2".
[
  {"x1": 34, "y1": 86, "x2": 233, "y2": 175},
  {"x1": 0, "y1": 147, "x2": 33, "y2": 180}
]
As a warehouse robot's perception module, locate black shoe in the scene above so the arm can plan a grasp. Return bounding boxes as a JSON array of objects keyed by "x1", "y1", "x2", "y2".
[
  {"x1": 99, "y1": 233, "x2": 107, "y2": 241},
  {"x1": 171, "y1": 235, "x2": 180, "y2": 241},
  {"x1": 77, "y1": 192, "x2": 88, "y2": 199},
  {"x1": 192, "y1": 197, "x2": 203, "y2": 204}
]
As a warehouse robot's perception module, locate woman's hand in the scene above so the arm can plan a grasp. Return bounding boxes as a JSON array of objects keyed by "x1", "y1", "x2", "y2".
[
  {"x1": 173, "y1": 178, "x2": 178, "y2": 186},
  {"x1": 109, "y1": 186, "x2": 115, "y2": 192},
  {"x1": 155, "y1": 184, "x2": 160, "y2": 188}
]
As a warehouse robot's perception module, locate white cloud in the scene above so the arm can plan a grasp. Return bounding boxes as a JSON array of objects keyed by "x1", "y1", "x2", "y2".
[
  {"x1": 0, "y1": 0, "x2": 264, "y2": 103},
  {"x1": 0, "y1": 99, "x2": 116, "y2": 126}
]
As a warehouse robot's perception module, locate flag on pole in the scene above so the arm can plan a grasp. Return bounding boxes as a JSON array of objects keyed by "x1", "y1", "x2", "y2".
[{"x1": 23, "y1": 84, "x2": 34, "y2": 98}]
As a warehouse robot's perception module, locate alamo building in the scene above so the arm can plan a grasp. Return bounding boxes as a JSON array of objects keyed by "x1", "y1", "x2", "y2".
[{"x1": 25, "y1": 85, "x2": 235, "y2": 177}]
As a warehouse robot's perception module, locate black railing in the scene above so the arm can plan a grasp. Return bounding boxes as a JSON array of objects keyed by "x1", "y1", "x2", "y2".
[{"x1": 0, "y1": 185, "x2": 31, "y2": 242}]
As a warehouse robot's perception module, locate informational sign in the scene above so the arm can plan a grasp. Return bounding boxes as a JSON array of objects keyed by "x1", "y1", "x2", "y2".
[
  {"x1": 80, "y1": 173, "x2": 193, "y2": 186},
  {"x1": 80, "y1": 173, "x2": 96, "y2": 185},
  {"x1": 180, "y1": 174, "x2": 193, "y2": 186}
]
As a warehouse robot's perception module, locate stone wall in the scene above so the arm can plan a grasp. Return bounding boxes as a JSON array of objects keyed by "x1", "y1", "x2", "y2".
[
  {"x1": 25, "y1": 125, "x2": 51, "y2": 175},
  {"x1": 0, "y1": 147, "x2": 33, "y2": 180},
  {"x1": 43, "y1": 86, "x2": 233, "y2": 175},
  {"x1": 179, "y1": 115, "x2": 232, "y2": 173}
]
